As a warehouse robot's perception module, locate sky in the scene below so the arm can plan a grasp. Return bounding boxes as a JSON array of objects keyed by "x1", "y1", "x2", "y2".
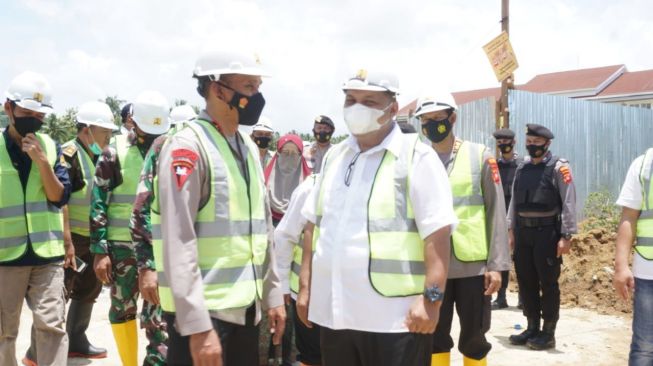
[{"x1": 1, "y1": 0, "x2": 652, "y2": 134}]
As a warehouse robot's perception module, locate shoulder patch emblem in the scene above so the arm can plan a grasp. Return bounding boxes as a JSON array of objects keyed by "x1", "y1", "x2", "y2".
[
  {"x1": 559, "y1": 165, "x2": 572, "y2": 184},
  {"x1": 488, "y1": 158, "x2": 501, "y2": 184},
  {"x1": 171, "y1": 148, "x2": 199, "y2": 190}
]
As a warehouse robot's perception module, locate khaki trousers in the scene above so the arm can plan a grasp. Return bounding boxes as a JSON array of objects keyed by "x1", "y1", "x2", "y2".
[{"x1": 0, "y1": 262, "x2": 68, "y2": 366}]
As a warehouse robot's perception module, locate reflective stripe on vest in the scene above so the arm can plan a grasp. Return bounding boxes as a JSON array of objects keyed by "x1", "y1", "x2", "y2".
[
  {"x1": 636, "y1": 148, "x2": 653, "y2": 259},
  {"x1": 314, "y1": 134, "x2": 425, "y2": 297},
  {"x1": 65, "y1": 140, "x2": 95, "y2": 236},
  {"x1": 448, "y1": 141, "x2": 489, "y2": 262},
  {"x1": 0, "y1": 133, "x2": 65, "y2": 262},
  {"x1": 152, "y1": 119, "x2": 268, "y2": 312},
  {"x1": 107, "y1": 135, "x2": 143, "y2": 241},
  {"x1": 289, "y1": 174, "x2": 318, "y2": 294}
]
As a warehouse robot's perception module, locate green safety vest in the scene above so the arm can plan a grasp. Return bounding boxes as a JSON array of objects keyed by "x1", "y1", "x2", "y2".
[
  {"x1": 448, "y1": 141, "x2": 488, "y2": 262},
  {"x1": 636, "y1": 148, "x2": 653, "y2": 259},
  {"x1": 314, "y1": 134, "x2": 425, "y2": 297},
  {"x1": 64, "y1": 140, "x2": 95, "y2": 237},
  {"x1": 0, "y1": 133, "x2": 65, "y2": 262},
  {"x1": 289, "y1": 174, "x2": 317, "y2": 294},
  {"x1": 152, "y1": 119, "x2": 268, "y2": 312},
  {"x1": 107, "y1": 134, "x2": 143, "y2": 242}
]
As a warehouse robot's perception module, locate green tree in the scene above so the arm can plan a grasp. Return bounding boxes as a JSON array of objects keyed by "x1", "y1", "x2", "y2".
[{"x1": 42, "y1": 108, "x2": 77, "y2": 144}]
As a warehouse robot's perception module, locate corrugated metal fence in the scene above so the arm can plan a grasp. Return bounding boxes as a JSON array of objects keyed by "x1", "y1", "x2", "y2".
[{"x1": 412, "y1": 90, "x2": 653, "y2": 215}]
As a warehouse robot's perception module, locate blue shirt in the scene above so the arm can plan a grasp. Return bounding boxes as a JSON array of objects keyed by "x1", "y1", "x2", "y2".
[{"x1": 0, "y1": 130, "x2": 72, "y2": 266}]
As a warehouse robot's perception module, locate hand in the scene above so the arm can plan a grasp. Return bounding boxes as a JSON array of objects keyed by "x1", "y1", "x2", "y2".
[
  {"x1": 190, "y1": 329, "x2": 222, "y2": 366},
  {"x1": 283, "y1": 294, "x2": 291, "y2": 306},
  {"x1": 296, "y1": 287, "x2": 312, "y2": 328},
  {"x1": 557, "y1": 237, "x2": 571, "y2": 257},
  {"x1": 613, "y1": 267, "x2": 635, "y2": 301},
  {"x1": 93, "y1": 254, "x2": 112, "y2": 284},
  {"x1": 63, "y1": 240, "x2": 76, "y2": 270},
  {"x1": 267, "y1": 305, "x2": 287, "y2": 346},
  {"x1": 139, "y1": 269, "x2": 160, "y2": 305},
  {"x1": 405, "y1": 295, "x2": 440, "y2": 334},
  {"x1": 21, "y1": 134, "x2": 46, "y2": 163},
  {"x1": 508, "y1": 229, "x2": 515, "y2": 252},
  {"x1": 484, "y1": 271, "x2": 502, "y2": 296}
]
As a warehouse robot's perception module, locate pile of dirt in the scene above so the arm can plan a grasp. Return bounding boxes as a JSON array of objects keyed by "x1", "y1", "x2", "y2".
[{"x1": 559, "y1": 222, "x2": 632, "y2": 316}]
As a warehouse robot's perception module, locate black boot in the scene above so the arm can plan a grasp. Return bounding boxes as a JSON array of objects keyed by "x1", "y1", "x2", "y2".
[
  {"x1": 527, "y1": 320, "x2": 556, "y2": 350},
  {"x1": 491, "y1": 296, "x2": 508, "y2": 310},
  {"x1": 509, "y1": 317, "x2": 540, "y2": 345},
  {"x1": 67, "y1": 300, "x2": 108, "y2": 358}
]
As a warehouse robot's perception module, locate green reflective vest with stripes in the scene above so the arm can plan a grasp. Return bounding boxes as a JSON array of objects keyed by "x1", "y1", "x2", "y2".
[
  {"x1": 289, "y1": 174, "x2": 318, "y2": 294},
  {"x1": 0, "y1": 133, "x2": 65, "y2": 262},
  {"x1": 107, "y1": 134, "x2": 144, "y2": 242},
  {"x1": 151, "y1": 119, "x2": 268, "y2": 312},
  {"x1": 63, "y1": 140, "x2": 95, "y2": 237},
  {"x1": 448, "y1": 140, "x2": 488, "y2": 262},
  {"x1": 315, "y1": 134, "x2": 425, "y2": 297},
  {"x1": 636, "y1": 148, "x2": 653, "y2": 259}
]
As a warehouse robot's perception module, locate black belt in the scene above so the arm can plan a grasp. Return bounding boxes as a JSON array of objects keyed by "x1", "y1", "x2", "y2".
[{"x1": 516, "y1": 215, "x2": 559, "y2": 228}]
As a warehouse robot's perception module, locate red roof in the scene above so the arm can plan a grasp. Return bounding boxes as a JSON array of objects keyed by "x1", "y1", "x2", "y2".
[
  {"x1": 598, "y1": 69, "x2": 653, "y2": 97},
  {"x1": 520, "y1": 64, "x2": 625, "y2": 94}
]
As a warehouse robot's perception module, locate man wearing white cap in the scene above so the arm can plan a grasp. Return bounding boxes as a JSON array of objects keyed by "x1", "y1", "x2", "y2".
[
  {"x1": 170, "y1": 104, "x2": 198, "y2": 127},
  {"x1": 90, "y1": 91, "x2": 171, "y2": 366},
  {"x1": 251, "y1": 116, "x2": 275, "y2": 169},
  {"x1": 153, "y1": 49, "x2": 285, "y2": 366},
  {"x1": 0, "y1": 71, "x2": 72, "y2": 366},
  {"x1": 296, "y1": 69, "x2": 456, "y2": 366}
]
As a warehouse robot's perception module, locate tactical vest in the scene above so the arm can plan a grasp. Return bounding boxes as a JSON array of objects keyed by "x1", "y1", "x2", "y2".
[
  {"x1": 513, "y1": 156, "x2": 561, "y2": 213},
  {"x1": 448, "y1": 141, "x2": 489, "y2": 262},
  {"x1": 289, "y1": 174, "x2": 317, "y2": 294},
  {"x1": 0, "y1": 133, "x2": 65, "y2": 262},
  {"x1": 497, "y1": 156, "x2": 519, "y2": 209},
  {"x1": 107, "y1": 135, "x2": 144, "y2": 242},
  {"x1": 64, "y1": 140, "x2": 95, "y2": 237},
  {"x1": 636, "y1": 148, "x2": 653, "y2": 260},
  {"x1": 315, "y1": 134, "x2": 425, "y2": 297},
  {"x1": 152, "y1": 119, "x2": 268, "y2": 312}
]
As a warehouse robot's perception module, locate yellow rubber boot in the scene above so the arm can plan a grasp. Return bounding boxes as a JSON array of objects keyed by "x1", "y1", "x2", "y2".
[
  {"x1": 431, "y1": 352, "x2": 450, "y2": 366},
  {"x1": 463, "y1": 356, "x2": 487, "y2": 366},
  {"x1": 111, "y1": 320, "x2": 138, "y2": 366}
]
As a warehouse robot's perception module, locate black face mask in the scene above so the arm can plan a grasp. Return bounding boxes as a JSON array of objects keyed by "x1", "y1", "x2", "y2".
[
  {"x1": 218, "y1": 82, "x2": 266, "y2": 126},
  {"x1": 253, "y1": 136, "x2": 271, "y2": 149},
  {"x1": 314, "y1": 130, "x2": 332, "y2": 143},
  {"x1": 498, "y1": 143, "x2": 514, "y2": 154},
  {"x1": 526, "y1": 144, "x2": 548, "y2": 158},
  {"x1": 12, "y1": 114, "x2": 43, "y2": 137},
  {"x1": 422, "y1": 118, "x2": 452, "y2": 143}
]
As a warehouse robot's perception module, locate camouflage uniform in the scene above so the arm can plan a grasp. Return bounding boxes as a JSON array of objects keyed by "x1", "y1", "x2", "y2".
[{"x1": 90, "y1": 133, "x2": 167, "y2": 365}]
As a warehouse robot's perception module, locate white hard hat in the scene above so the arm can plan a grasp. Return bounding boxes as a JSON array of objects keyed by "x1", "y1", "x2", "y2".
[
  {"x1": 5, "y1": 71, "x2": 53, "y2": 114},
  {"x1": 132, "y1": 91, "x2": 170, "y2": 135},
  {"x1": 414, "y1": 93, "x2": 458, "y2": 117},
  {"x1": 169, "y1": 105, "x2": 197, "y2": 125},
  {"x1": 252, "y1": 116, "x2": 273, "y2": 133},
  {"x1": 76, "y1": 101, "x2": 118, "y2": 131},
  {"x1": 193, "y1": 49, "x2": 268, "y2": 79},
  {"x1": 342, "y1": 69, "x2": 400, "y2": 95}
]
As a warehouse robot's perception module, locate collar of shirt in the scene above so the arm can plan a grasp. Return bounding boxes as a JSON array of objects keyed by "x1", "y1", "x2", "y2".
[
  {"x1": 345, "y1": 123, "x2": 403, "y2": 158},
  {"x1": 524, "y1": 151, "x2": 552, "y2": 165},
  {"x1": 499, "y1": 153, "x2": 518, "y2": 163}
]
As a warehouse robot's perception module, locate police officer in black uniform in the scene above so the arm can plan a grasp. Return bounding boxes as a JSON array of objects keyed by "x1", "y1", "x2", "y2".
[
  {"x1": 507, "y1": 124, "x2": 577, "y2": 351},
  {"x1": 491, "y1": 128, "x2": 521, "y2": 310}
]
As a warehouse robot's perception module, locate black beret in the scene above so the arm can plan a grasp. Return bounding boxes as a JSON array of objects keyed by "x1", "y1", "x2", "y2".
[
  {"x1": 526, "y1": 123, "x2": 554, "y2": 139},
  {"x1": 314, "y1": 115, "x2": 335, "y2": 129},
  {"x1": 492, "y1": 128, "x2": 515, "y2": 139}
]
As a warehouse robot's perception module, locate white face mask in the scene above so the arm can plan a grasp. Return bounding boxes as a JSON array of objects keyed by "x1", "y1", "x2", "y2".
[{"x1": 343, "y1": 102, "x2": 392, "y2": 135}]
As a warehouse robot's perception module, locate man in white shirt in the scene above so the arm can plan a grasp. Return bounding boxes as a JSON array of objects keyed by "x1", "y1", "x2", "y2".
[
  {"x1": 296, "y1": 69, "x2": 457, "y2": 366},
  {"x1": 614, "y1": 148, "x2": 653, "y2": 365}
]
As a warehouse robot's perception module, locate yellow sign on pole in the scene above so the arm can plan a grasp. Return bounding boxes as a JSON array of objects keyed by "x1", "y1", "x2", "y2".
[{"x1": 483, "y1": 31, "x2": 519, "y2": 82}]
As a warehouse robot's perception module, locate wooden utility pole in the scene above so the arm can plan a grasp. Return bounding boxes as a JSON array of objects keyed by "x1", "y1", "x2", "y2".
[{"x1": 499, "y1": 0, "x2": 514, "y2": 129}]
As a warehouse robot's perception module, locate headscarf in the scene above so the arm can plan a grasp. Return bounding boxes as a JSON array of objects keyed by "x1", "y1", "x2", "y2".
[{"x1": 264, "y1": 134, "x2": 311, "y2": 220}]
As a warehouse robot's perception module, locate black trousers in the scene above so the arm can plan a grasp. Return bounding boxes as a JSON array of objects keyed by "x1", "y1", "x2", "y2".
[
  {"x1": 496, "y1": 270, "x2": 509, "y2": 300},
  {"x1": 292, "y1": 298, "x2": 322, "y2": 365},
  {"x1": 64, "y1": 233, "x2": 103, "y2": 303},
  {"x1": 320, "y1": 327, "x2": 432, "y2": 366},
  {"x1": 513, "y1": 224, "x2": 561, "y2": 322},
  {"x1": 164, "y1": 306, "x2": 259, "y2": 366},
  {"x1": 432, "y1": 275, "x2": 492, "y2": 360}
]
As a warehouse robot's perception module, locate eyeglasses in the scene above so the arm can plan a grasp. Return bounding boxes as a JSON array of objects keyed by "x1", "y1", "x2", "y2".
[{"x1": 344, "y1": 152, "x2": 361, "y2": 187}]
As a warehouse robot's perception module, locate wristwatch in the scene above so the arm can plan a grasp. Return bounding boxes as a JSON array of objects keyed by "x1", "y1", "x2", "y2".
[
  {"x1": 424, "y1": 285, "x2": 445, "y2": 303},
  {"x1": 562, "y1": 233, "x2": 573, "y2": 240}
]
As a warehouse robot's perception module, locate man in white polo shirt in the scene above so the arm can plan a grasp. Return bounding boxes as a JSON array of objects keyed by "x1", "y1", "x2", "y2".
[
  {"x1": 296, "y1": 69, "x2": 457, "y2": 366},
  {"x1": 614, "y1": 148, "x2": 653, "y2": 365}
]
